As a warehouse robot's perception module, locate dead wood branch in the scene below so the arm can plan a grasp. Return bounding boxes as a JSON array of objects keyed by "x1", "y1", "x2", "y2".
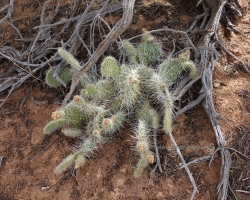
[{"x1": 0, "y1": 0, "x2": 13, "y2": 25}]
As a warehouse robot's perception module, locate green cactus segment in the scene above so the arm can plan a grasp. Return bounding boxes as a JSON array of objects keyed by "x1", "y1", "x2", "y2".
[
  {"x1": 136, "y1": 102, "x2": 151, "y2": 123},
  {"x1": 101, "y1": 111, "x2": 126, "y2": 135},
  {"x1": 62, "y1": 128, "x2": 83, "y2": 138},
  {"x1": 135, "y1": 120, "x2": 150, "y2": 153},
  {"x1": 137, "y1": 36, "x2": 161, "y2": 65},
  {"x1": 136, "y1": 102, "x2": 159, "y2": 130},
  {"x1": 44, "y1": 118, "x2": 67, "y2": 134},
  {"x1": 159, "y1": 57, "x2": 198, "y2": 83},
  {"x1": 72, "y1": 95, "x2": 107, "y2": 117},
  {"x1": 109, "y1": 98, "x2": 122, "y2": 112},
  {"x1": 80, "y1": 137, "x2": 97, "y2": 153},
  {"x1": 51, "y1": 110, "x2": 65, "y2": 120},
  {"x1": 133, "y1": 150, "x2": 154, "y2": 178},
  {"x1": 79, "y1": 74, "x2": 93, "y2": 88},
  {"x1": 54, "y1": 153, "x2": 78, "y2": 174},
  {"x1": 45, "y1": 67, "x2": 72, "y2": 88},
  {"x1": 158, "y1": 58, "x2": 183, "y2": 83},
  {"x1": 142, "y1": 32, "x2": 155, "y2": 43},
  {"x1": 64, "y1": 102, "x2": 87, "y2": 126},
  {"x1": 123, "y1": 41, "x2": 137, "y2": 64},
  {"x1": 150, "y1": 109, "x2": 160, "y2": 130},
  {"x1": 81, "y1": 84, "x2": 97, "y2": 97},
  {"x1": 163, "y1": 106, "x2": 172, "y2": 133},
  {"x1": 118, "y1": 68, "x2": 141, "y2": 108},
  {"x1": 150, "y1": 73, "x2": 170, "y2": 104},
  {"x1": 133, "y1": 154, "x2": 148, "y2": 178},
  {"x1": 182, "y1": 60, "x2": 198, "y2": 79},
  {"x1": 96, "y1": 79, "x2": 116, "y2": 100},
  {"x1": 75, "y1": 154, "x2": 86, "y2": 169},
  {"x1": 101, "y1": 56, "x2": 120, "y2": 77},
  {"x1": 58, "y1": 48, "x2": 80, "y2": 70}
]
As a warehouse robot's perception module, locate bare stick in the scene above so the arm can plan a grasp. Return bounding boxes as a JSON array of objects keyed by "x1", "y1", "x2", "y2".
[
  {"x1": 175, "y1": 93, "x2": 205, "y2": 117},
  {"x1": 29, "y1": 135, "x2": 61, "y2": 162},
  {"x1": 215, "y1": 33, "x2": 250, "y2": 74},
  {"x1": 0, "y1": 0, "x2": 13, "y2": 25},
  {"x1": 177, "y1": 154, "x2": 218, "y2": 170},
  {"x1": 153, "y1": 130, "x2": 163, "y2": 173},
  {"x1": 236, "y1": 190, "x2": 250, "y2": 194},
  {"x1": 167, "y1": 131, "x2": 198, "y2": 199},
  {"x1": 33, "y1": 2, "x2": 123, "y2": 30}
]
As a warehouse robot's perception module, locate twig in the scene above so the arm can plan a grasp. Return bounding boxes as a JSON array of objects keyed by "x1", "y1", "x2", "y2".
[
  {"x1": 19, "y1": 87, "x2": 31, "y2": 115},
  {"x1": 0, "y1": 0, "x2": 13, "y2": 25},
  {"x1": 167, "y1": 131, "x2": 198, "y2": 199},
  {"x1": 175, "y1": 93, "x2": 205, "y2": 117},
  {"x1": 148, "y1": 129, "x2": 163, "y2": 186},
  {"x1": 153, "y1": 130, "x2": 163, "y2": 173},
  {"x1": 33, "y1": 2, "x2": 123, "y2": 30},
  {"x1": 235, "y1": 190, "x2": 250, "y2": 194},
  {"x1": 12, "y1": 124, "x2": 20, "y2": 148},
  {"x1": 29, "y1": 135, "x2": 61, "y2": 162},
  {"x1": 215, "y1": 33, "x2": 250, "y2": 74},
  {"x1": 177, "y1": 154, "x2": 218, "y2": 170},
  {"x1": 0, "y1": 155, "x2": 5, "y2": 167}
]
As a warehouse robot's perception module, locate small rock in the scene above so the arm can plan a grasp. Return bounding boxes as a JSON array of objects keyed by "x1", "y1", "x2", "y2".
[
  {"x1": 157, "y1": 191, "x2": 164, "y2": 198},
  {"x1": 213, "y1": 82, "x2": 220, "y2": 88},
  {"x1": 41, "y1": 186, "x2": 49, "y2": 190}
]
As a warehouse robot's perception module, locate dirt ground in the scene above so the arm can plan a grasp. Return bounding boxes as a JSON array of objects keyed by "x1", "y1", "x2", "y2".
[{"x1": 0, "y1": 0, "x2": 249, "y2": 199}]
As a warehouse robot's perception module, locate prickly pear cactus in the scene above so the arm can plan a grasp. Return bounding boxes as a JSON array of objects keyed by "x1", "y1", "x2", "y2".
[{"x1": 44, "y1": 32, "x2": 197, "y2": 178}]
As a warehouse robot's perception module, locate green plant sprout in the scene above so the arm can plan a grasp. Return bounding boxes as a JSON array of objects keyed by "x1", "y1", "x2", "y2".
[{"x1": 44, "y1": 32, "x2": 198, "y2": 177}]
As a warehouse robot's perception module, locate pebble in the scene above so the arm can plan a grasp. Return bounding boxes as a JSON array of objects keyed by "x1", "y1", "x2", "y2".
[
  {"x1": 213, "y1": 82, "x2": 220, "y2": 88},
  {"x1": 41, "y1": 186, "x2": 49, "y2": 190}
]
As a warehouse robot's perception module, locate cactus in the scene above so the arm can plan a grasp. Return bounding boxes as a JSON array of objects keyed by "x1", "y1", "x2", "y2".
[
  {"x1": 133, "y1": 154, "x2": 148, "y2": 178},
  {"x1": 163, "y1": 106, "x2": 173, "y2": 133},
  {"x1": 51, "y1": 110, "x2": 65, "y2": 120},
  {"x1": 54, "y1": 153, "x2": 78, "y2": 174},
  {"x1": 158, "y1": 51, "x2": 198, "y2": 83},
  {"x1": 64, "y1": 102, "x2": 87, "y2": 127},
  {"x1": 182, "y1": 60, "x2": 198, "y2": 79},
  {"x1": 61, "y1": 128, "x2": 83, "y2": 137},
  {"x1": 134, "y1": 120, "x2": 151, "y2": 153},
  {"x1": 45, "y1": 67, "x2": 72, "y2": 88},
  {"x1": 134, "y1": 150, "x2": 154, "y2": 178},
  {"x1": 44, "y1": 118, "x2": 67, "y2": 134},
  {"x1": 138, "y1": 33, "x2": 161, "y2": 65},
  {"x1": 100, "y1": 56, "x2": 120, "y2": 77},
  {"x1": 96, "y1": 79, "x2": 116, "y2": 101},
  {"x1": 117, "y1": 67, "x2": 141, "y2": 108},
  {"x1": 44, "y1": 34, "x2": 197, "y2": 178},
  {"x1": 75, "y1": 154, "x2": 86, "y2": 169},
  {"x1": 58, "y1": 47, "x2": 80, "y2": 70},
  {"x1": 82, "y1": 84, "x2": 97, "y2": 97},
  {"x1": 123, "y1": 41, "x2": 137, "y2": 64},
  {"x1": 101, "y1": 111, "x2": 126, "y2": 135}
]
